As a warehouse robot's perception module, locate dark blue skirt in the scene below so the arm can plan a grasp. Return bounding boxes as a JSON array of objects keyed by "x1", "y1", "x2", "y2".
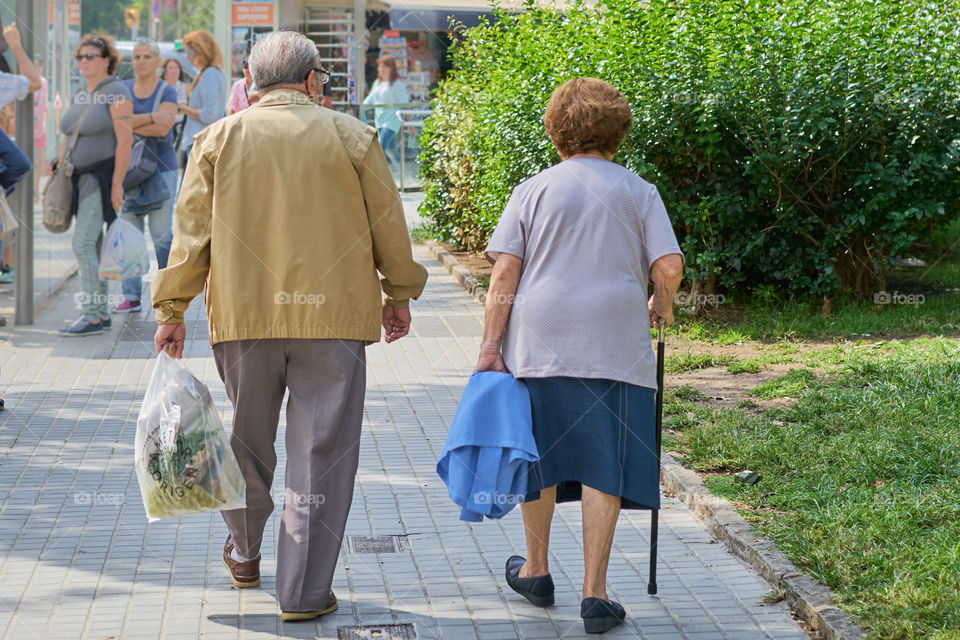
[{"x1": 523, "y1": 377, "x2": 660, "y2": 510}]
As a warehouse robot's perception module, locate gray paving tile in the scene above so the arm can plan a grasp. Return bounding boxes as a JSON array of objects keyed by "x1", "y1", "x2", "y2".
[{"x1": 0, "y1": 245, "x2": 812, "y2": 640}]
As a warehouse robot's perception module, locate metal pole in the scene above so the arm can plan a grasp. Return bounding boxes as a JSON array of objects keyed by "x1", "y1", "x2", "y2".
[
  {"x1": 647, "y1": 321, "x2": 665, "y2": 594},
  {"x1": 399, "y1": 123, "x2": 405, "y2": 191},
  {"x1": 214, "y1": 0, "x2": 231, "y2": 82},
  {"x1": 353, "y1": 0, "x2": 366, "y2": 112},
  {"x1": 14, "y1": 0, "x2": 35, "y2": 325}
]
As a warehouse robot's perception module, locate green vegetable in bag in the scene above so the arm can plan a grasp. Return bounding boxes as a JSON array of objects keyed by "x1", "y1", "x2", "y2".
[{"x1": 135, "y1": 352, "x2": 246, "y2": 521}]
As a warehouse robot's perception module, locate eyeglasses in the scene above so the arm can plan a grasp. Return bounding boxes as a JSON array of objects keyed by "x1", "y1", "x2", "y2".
[
  {"x1": 75, "y1": 53, "x2": 105, "y2": 62},
  {"x1": 306, "y1": 68, "x2": 330, "y2": 85}
]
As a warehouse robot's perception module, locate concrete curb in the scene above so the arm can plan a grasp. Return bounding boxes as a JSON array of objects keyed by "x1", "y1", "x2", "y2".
[
  {"x1": 423, "y1": 240, "x2": 488, "y2": 304},
  {"x1": 421, "y1": 238, "x2": 868, "y2": 640},
  {"x1": 659, "y1": 454, "x2": 866, "y2": 640}
]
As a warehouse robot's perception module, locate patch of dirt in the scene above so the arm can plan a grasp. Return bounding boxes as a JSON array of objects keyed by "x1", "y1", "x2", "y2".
[
  {"x1": 438, "y1": 242, "x2": 493, "y2": 285},
  {"x1": 667, "y1": 363, "x2": 798, "y2": 409}
]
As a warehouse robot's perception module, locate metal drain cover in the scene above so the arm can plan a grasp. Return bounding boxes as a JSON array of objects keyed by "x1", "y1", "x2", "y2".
[
  {"x1": 338, "y1": 623, "x2": 416, "y2": 639},
  {"x1": 349, "y1": 535, "x2": 402, "y2": 553}
]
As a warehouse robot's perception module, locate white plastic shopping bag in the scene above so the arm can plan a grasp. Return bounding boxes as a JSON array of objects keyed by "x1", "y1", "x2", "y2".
[
  {"x1": 98, "y1": 218, "x2": 151, "y2": 281},
  {"x1": 135, "y1": 352, "x2": 246, "y2": 522}
]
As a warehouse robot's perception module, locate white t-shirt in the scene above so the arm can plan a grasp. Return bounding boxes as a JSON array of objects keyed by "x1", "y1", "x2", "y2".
[{"x1": 485, "y1": 157, "x2": 683, "y2": 390}]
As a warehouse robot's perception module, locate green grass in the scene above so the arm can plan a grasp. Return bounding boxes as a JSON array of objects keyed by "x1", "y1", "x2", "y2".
[
  {"x1": 665, "y1": 352, "x2": 737, "y2": 373},
  {"x1": 748, "y1": 369, "x2": 818, "y2": 398},
  {"x1": 665, "y1": 338, "x2": 960, "y2": 639},
  {"x1": 669, "y1": 294, "x2": 960, "y2": 342},
  {"x1": 919, "y1": 261, "x2": 960, "y2": 289},
  {"x1": 409, "y1": 225, "x2": 434, "y2": 244},
  {"x1": 726, "y1": 353, "x2": 795, "y2": 374}
]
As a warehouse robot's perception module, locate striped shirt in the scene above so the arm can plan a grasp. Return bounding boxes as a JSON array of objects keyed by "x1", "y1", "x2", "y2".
[{"x1": 485, "y1": 157, "x2": 683, "y2": 390}]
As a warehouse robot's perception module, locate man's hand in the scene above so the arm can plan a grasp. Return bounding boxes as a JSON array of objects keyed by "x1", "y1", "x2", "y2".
[
  {"x1": 382, "y1": 303, "x2": 411, "y2": 343},
  {"x1": 648, "y1": 295, "x2": 675, "y2": 329},
  {"x1": 155, "y1": 323, "x2": 186, "y2": 358},
  {"x1": 474, "y1": 350, "x2": 509, "y2": 373},
  {"x1": 2, "y1": 24, "x2": 21, "y2": 51}
]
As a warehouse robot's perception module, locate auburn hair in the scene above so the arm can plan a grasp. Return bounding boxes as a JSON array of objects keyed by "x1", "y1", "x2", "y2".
[
  {"x1": 543, "y1": 78, "x2": 633, "y2": 157},
  {"x1": 183, "y1": 30, "x2": 223, "y2": 89}
]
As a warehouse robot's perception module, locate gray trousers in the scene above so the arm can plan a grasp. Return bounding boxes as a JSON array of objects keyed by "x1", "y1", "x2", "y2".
[
  {"x1": 213, "y1": 338, "x2": 366, "y2": 612},
  {"x1": 72, "y1": 177, "x2": 108, "y2": 320}
]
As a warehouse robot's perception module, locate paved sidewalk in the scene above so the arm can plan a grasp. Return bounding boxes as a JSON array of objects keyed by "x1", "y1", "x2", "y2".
[
  {"x1": 0, "y1": 246, "x2": 811, "y2": 640},
  {"x1": 0, "y1": 200, "x2": 80, "y2": 321}
]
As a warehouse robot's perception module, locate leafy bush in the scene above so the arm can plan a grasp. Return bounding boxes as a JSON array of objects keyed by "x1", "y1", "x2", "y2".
[{"x1": 420, "y1": 0, "x2": 960, "y2": 299}]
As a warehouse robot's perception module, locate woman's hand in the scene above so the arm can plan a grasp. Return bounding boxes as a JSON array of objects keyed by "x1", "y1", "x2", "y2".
[
  {"x1": 648, "y1": 295, "x2": 675, "y2": 329},
  {"x1": 153, "y1": 110, "x2": 176, "y2": 128},
  {"x1": 111, "y1": 180, "x2": 125, "y2": 212},
  {"x1": 475, "y1": 349, "x2": 509, "y2": 373}
]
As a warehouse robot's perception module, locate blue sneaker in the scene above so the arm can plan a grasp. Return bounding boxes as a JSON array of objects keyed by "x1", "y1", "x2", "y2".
[
  {"x1": 0, "y1": 269, "x2": 12, "y2": 284},
  {"x1": 99, "y1": 316, "x2": 112, "y2": 330},
  {"x1": 61, "y1": 316, "x2": 104, "y2": 337}
]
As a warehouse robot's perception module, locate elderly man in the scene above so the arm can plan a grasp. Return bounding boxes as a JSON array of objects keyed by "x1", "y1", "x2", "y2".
[{"x1": 152, "y1": 30, "x2": 427, "y2": 621}]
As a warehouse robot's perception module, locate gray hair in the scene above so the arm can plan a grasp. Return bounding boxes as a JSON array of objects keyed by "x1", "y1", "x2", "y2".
[
  {"x1": 133, "y1": 38, "x2": 161, "y2": 57},
  {"x1": 248, "y1": 31, "x2": 317, "y2": 89}
]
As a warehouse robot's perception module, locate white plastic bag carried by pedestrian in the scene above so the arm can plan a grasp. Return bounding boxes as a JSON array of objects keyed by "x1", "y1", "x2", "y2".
[
  {"x1": 98, "y1": 218, "x2": 151, "y2": 281},
  {"x1": 135, "y1": 351, "x2": 246, "y2": 522}
]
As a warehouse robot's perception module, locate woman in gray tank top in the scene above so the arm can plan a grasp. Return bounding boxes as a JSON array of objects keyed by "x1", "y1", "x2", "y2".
[{"x1": 55, "y1": 34, "x2": 133, "y2": 336}]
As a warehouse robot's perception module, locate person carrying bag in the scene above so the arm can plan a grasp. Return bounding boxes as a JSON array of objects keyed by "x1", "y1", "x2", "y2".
[
  {"x1": 56, "y1": 34, "x2": 134, "y2": 337},
  {"x1": 111, "y1": 38, "x2": 180, "y2": 315},
  {"x1": 122, "y1": 84, "x2": 166, "y2": 193},
  {"x1": 42, "y1": 77, "x2": 111, "y2": 234}
]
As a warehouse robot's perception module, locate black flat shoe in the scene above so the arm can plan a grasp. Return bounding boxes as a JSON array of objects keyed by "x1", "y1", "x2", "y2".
[
  {"x1": 505, "y1": 555, "x2": 554, "y2": 607},
  {"x1": 581, "y1": 597, "x2": 626, "y2": 634}
]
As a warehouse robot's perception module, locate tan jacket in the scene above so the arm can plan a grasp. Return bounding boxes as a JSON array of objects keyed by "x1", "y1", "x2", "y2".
[{"x1": 152, "y1": 89, "x2": 427, "y2": 345}]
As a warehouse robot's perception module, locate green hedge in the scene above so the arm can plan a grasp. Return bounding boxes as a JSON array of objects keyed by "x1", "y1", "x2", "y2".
[{"x1": 419, "y1": 0, "x2": 960, "y2": 298}]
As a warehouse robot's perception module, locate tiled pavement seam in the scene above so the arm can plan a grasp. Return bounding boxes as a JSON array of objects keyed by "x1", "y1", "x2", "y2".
[{"x1": 0, "y1": 245, "x2": 812, "y2": 639}]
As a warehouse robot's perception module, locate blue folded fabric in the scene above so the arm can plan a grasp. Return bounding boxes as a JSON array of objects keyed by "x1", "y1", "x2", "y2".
[
  {"x1": 124, "y1": 170, "x2": 170, "y2": 214},
  {"x1": 436, "y1": 371, "x2": 539, "y2": 522}
]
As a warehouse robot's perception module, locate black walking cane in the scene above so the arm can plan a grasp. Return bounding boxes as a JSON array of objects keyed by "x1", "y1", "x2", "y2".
[{"x1": 648, "y1": 320, "x2": 665, "y2": 595}]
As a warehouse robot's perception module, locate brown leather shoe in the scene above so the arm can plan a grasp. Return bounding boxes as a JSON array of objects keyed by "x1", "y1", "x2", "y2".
[
  {"x1": 222, "y1": 536, "x2": 260, "y2": 588},
  {"x1": 281, "y1": 592, "x2": 338, "y2": 621}
]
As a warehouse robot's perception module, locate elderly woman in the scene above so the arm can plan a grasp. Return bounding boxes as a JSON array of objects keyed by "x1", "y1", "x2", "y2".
[
  {"x1": 112, "y1": 38, "x2": 178, "y2": 314},
  {"x1": 57, "y1": 34, "x2": 133, "y2": 336},
  {"x1": 476, "y1": 78, "x2": 684, "y2": 634},
  {"x1": 176, "y1": 30, "x2": 227, "y2": 158}
]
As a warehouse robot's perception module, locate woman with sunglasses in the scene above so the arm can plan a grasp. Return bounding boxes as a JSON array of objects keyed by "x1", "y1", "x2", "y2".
[
  {"x1": 110, "y1": 39, "x2": 179, "y2": 315},
  {"x1": 56, "y1": 33, "x2": 134, "y2": 337},
  {"x1": 176, "y1": 30, "x2": 227, "y2": 160}
]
